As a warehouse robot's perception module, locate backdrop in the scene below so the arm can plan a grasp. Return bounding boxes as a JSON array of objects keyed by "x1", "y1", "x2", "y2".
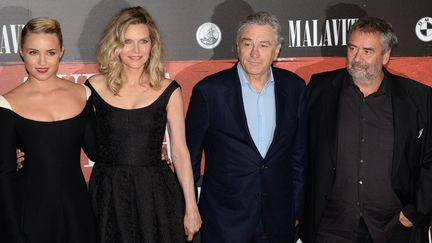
[
  {"x1": 1, "y1": 1, "x2": 431, "y2": 240},
  {"x1": 0, "y1": 0, "x2": 432, "y2": 241}
]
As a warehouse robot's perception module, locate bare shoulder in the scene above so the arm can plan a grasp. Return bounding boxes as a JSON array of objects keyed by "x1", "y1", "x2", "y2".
[
  {"x1": 88, "y1": 74, "x2": 107, "y2": 90},
  {"x1": 159, "y1": 78, "x2": 176, "y2": 90},
  {"x1": 62, "y1": 79, "x2": 88, "y2": 98},
  {"x1": 3, "y1": 80, "x2": 27, "y2": 97},
  {"x1": 3, "y1": 80, "x2": 33, "y2": 107}
]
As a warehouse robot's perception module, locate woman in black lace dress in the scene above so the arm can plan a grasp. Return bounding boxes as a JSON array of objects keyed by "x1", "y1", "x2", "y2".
[{"x1": 86, "y1": 6, "x2": 201, "y2": 243}]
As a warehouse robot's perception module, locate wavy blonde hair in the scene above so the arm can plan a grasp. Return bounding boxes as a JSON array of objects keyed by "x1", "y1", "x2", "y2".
[{"x1": 97, "y1": 6, "x2": 165, "y2": 95}]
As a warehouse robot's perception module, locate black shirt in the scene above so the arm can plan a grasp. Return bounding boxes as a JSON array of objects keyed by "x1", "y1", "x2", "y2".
[{"x1": 316, "y1": 73, "x2": 402, "y2": 243}]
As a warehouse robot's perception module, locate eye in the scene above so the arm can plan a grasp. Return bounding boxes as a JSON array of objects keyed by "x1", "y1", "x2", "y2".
[
  {"x1": 28, "y1": 50, "x2": 37, "y2": 55},
  {"x1": 47, "y1": 51, "x2": 56, "y2": 56},
  {"x1": 243, "y1": 42, "x2": 251, "y2": 47},
  {"x1": 140, "y1": 38, "x2": 150, "y2": 44},
  {"x1": 124, "y1": 39, "x2": 132, "y2": 44},
  {"x1": 260, "y1": 44, "x2": 269, "y2": 48}
]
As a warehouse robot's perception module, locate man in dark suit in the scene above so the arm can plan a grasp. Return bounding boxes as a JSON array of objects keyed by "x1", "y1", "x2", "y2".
[
  {"x1": 186, "y1": 12, "x2": 307, "y2": 243},
  {"x1": 301, "y1": 17, "x2": 432, "y2": 243}
]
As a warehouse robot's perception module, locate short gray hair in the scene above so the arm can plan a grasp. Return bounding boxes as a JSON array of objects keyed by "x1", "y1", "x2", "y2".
[
  {"x1": 236, "y1": 11, "x2": 283, "y2": 45},
  {"x1": 349, "y1": 17, "x2": 398, "y2": 53}
]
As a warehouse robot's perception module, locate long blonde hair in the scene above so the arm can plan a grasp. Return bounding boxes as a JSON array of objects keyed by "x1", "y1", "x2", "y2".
[{"x1": 97, "y1": 6, "x2": 165, "y2": 95}]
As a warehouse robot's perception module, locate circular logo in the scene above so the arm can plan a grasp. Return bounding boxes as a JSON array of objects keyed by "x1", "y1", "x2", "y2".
[
  {"x1": 196, "y1": 22, "x2": 222, "y2": 49},
  {"x1": 415, "y1": 17, "x2": 432, "y2": 42}
]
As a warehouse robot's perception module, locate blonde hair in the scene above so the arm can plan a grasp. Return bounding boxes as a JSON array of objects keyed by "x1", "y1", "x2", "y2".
[
  {"x1": 20, "y1": 17, "x2": 63, "y2": 49},
  {"x1": 97, "y1": 6, "x2": 165, "y2": 95}
]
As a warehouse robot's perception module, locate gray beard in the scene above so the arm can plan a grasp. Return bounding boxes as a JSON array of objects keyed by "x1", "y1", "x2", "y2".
[
  {"x1": 348, "y1": 69, "x2": 375, "y2": 85},
  {"x1": 347, "y1": 64, "x2": 379, "y2": 86}
]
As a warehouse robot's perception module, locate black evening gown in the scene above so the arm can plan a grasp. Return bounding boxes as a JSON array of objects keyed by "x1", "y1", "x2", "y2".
[
  {"x1": 86, "y1": 80, "x2": 186, "y2": 243},
  {"x1": 0, "y1": 94, "x2": 97, "y2": 243}
]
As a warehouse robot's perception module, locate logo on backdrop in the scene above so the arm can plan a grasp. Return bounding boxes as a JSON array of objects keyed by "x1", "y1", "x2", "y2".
[
  {"x1": 0, "y1": 24, "x2": 25, "y2": 55},
  {"x1": 196, "y1": 22, "x2": 222, "y2": 50},
  {"x1": 416, "y1": 17, "x2": 432, "y2": 42},
  {"x1": 287, "y1": 18, "x2": 358, "y2": 47}
]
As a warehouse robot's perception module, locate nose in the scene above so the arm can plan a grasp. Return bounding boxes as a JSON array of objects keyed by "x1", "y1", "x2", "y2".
[
  {"x1": 250, "y1": 45, "x2": 260, "y2": 58},
  {"x1": 133, "y1": 42, "x2": 140, "y2": 53},
  {"x1": 38, "y1": 53, "x2": 47, "y2": 66},
  {"x1": 352, "y1": 49, "x2": 361, "y2": 62}
]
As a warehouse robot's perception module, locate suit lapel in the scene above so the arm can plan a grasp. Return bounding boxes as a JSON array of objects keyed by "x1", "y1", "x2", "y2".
[
  {"x1": 265, "y1": 68, "x2": 283, "y2": 158},
  {"x1": 224, "y1": 65, "x2": 262, "y2": 158},
  {"x1": 326, "y1": 71, "x2": 347, "y2": 166},
  {"x1": 389, "y1": 75, "x2": 410, "y2": 180}
]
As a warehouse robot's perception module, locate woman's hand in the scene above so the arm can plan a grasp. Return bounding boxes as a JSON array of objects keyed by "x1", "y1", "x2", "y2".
[{"x1": 184, "y1": 206, "x2": 202, "y2": 241}]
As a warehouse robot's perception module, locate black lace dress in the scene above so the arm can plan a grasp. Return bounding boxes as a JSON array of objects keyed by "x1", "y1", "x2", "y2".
[{"x1": 85, "y1": 81, "x2": 186, "y2": 243}]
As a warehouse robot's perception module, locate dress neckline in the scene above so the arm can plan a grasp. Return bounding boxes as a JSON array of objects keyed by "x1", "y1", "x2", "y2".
[
  {"x1": 0, "y1": 95, "x2": 88, "y2": 124},
  {"x1": 86, "y1": 80, "x2": 178, "y2": 111},
  {"x1": 13, "y1": 104, "x2": 87, "y2": 124}
]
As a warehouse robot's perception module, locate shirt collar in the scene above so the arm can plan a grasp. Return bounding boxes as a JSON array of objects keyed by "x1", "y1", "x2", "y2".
[
  {"x1": 237, "y1": 62, "x2": 275, "y2": 87},
  {"x1": 344, "y1": 68, "x2": 391, "y2": 97}
]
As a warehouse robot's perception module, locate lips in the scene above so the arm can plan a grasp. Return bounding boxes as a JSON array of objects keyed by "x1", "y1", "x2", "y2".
[
  {"x1": 128, "y1": 56, "x2": 143, "y2": 60},
  {"x1": 247, "y1": 60, "x2": 262, "y2": 66},
  {"x1": 36, "y1": 68, "x2": 48, "y2": 73},
  {"x1": 349, "y1": 62, "x2": 368, "y2": 71}
]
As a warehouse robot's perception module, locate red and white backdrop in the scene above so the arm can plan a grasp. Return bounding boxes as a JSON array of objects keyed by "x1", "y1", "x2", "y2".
[{"x1": 1, "y1": 0, "x2": 431, "y2": 181}]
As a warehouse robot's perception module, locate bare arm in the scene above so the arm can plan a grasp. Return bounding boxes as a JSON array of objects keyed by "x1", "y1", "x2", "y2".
[{"x1": 166, "y1": 88, "x2": 201, "y2": 240}]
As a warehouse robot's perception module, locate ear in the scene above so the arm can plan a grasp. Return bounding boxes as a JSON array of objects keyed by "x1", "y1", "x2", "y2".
[
  {"x1": 382, "y1": 48, "x2": 391, "y2": 65},
  {"x1": 60, "y1": 46, "x2": 65, "y2": 59},
  {"x1": 273, "y1": 43, "x2": 282, "y2": 60}
]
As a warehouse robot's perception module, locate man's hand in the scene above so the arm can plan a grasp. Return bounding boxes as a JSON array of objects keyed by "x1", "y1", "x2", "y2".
[
  {"x1": 161, "y1": 144, "x2": 171, "y2": 163},
  {"x1": 16, "y1": 149, "x2": 25, "y2": 171},
  {"x1": 399, "y1": 211, "x2": 414, "y2": 228},
  {"x1": 161, "y1": 144, "x2": 174, "y2": 171}
]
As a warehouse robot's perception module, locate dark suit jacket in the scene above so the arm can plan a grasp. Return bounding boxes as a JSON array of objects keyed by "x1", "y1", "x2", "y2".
[
  {"x1": 186, "y1": 64, "x2": 307, "y2": 243},
  {"x1": 300, "y1": 68, "x2": 432, "y2": 243}
]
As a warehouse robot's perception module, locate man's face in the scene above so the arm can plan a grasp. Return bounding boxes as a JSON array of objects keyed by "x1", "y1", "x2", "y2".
[
  {"x1": 237, "y1": 24, "x2": 281, "y2": 81},
  {"x1": 346, "y1": 30, "x2": 391, "y2": 84}
]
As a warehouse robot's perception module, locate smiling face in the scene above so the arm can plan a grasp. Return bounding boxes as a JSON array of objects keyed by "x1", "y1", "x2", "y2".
[
  {"x1": 20, "y1": 33, "x2": 64, "y2": 82},
  {"x1": 119, "y1": 23, "x2": 151, "y2": 71},
  {"x1": 346, "y1": 30, "x2": 391, "y2": 85},
  {"x1": 237, "y1": 23, "x2": 281, "y2": 82}
]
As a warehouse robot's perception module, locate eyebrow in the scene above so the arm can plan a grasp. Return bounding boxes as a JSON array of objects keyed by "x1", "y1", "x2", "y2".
[
  {"x1": 347, "y1": 43, "x2": 374, "y2": 51},
  {"x1": 25, "y1": 48, "x2": 58, "y2": 52},
  {"x1": 240, "y1": 37, "x2": 252, "y2": 42},
  {"x1": 240, "y1": 38, "x2": 272, "y2": 45}
]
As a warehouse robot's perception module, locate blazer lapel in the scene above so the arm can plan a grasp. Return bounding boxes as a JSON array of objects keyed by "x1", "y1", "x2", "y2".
[
  {"x1": 326, "y1": 71, "x2": 347, "y2": 167},
  {"x1": 224, "y1": 65, "x2": 262, "y2": 158},
  {"x1": 265, "y1": 68, "x2": 283, "y2": 158},
  {"x1": 389, "y1": 76, "x2": 410, "y2": 180}
]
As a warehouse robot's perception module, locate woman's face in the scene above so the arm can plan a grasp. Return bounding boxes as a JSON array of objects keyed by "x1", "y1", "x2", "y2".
[
  {"x1": 20, "y1": 33, "x2": 63, "y2": 82},
  {"x1": 119, "y1": 23, "x2": 151, "y2": 71}
]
